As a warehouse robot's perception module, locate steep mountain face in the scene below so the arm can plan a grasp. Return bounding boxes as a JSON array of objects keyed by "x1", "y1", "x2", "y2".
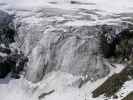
[{"x1": 0, "y1": 0, "x2": 133, "y2": 100}]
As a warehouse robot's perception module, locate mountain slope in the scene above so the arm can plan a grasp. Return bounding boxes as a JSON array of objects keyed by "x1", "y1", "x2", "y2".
[{"x1": 0, "y1": 0, "x2": 133, "y2": 100}]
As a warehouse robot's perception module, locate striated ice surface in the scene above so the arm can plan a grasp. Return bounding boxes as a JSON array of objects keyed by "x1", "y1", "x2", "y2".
[{"x1": 0, "y1": 0, "x2": 133, "y2": 100}]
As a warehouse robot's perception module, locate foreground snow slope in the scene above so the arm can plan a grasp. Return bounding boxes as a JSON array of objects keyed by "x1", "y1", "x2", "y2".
[{"x1": 0, "y1": 64, "x2": 130, "y2": 100}]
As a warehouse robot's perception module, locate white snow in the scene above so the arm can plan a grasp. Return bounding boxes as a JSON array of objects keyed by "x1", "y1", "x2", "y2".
[
  {"x1": 0, "y1": 0, "x2": 133, "y2": 100},
  {"x1": 116, "y1": 80, "x2": 133, "y2": 100},
  {"x1": 0, "y1": 78, "x2": 34, "y2": 100},
  {"x1": 1, "y1": 0, "x2": 133, "y2": 15},
  {"x1": 1, "y1": 0, "x2": 133, "y2": 26},
  {"x1": 0, "y1": 64, "x2": 127, "y2": 100}
]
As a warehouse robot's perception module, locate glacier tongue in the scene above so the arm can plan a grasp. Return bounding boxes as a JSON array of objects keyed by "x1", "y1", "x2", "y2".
[{"x1": 17, "y1": 20, "x2": 110, "y2": 83}]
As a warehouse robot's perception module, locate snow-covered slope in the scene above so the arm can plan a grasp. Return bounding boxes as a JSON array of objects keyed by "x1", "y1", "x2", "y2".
[
  {"x1": 0, "y1": 0, "x2": 133, "y2": 100},
  {"x1": 1, "y1": 0, "x2": 133, "y2": 21}
]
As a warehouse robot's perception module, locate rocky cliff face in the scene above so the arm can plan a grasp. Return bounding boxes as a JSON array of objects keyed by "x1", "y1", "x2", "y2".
[{"x1": 0, "y1": 11, "x2": 28, "y2": 79}]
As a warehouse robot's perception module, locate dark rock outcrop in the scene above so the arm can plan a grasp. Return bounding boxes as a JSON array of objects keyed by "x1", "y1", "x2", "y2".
[
  {"x1": 0, "y1": 10, "x2": 28, "y2": 79},
  {"x1": 0, "y1": 11, "x2": 15, "y2": 47},
  {"x1": 10, "y1": 52, "x2": 28, "y2": 79},
  {"x1": 0, "y1": 46, "x2": 11, "y2": 54},
  {"x1": 99, "y1": 25, "x2": 117, "y2": 58},
  {"x1": 0, "y1": 57, "x2": 12, "y2": 78},
  {"x1": 99, "y1": 25, "x2": 133, "y2": 59},
  {"x1": 0, "y1": 48, "x2": 28, "y2": 78},
  {"x1": 122, "y1": 92, "x2": 133, "y2": 100},
  {"x1": 92, "y1": 26, "x2": 133, "y2": 97},
  {"x1": 0, "y1": 49, "x2": 28, "y2": 78},
  {"x1": 92, "y1": 65, "x2": 133, "y2": 98}
]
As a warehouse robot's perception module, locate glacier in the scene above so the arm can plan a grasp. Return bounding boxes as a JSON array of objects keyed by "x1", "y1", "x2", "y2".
[{"x1": 0, "y1": 0, "x2": 133, "y2": 100}]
